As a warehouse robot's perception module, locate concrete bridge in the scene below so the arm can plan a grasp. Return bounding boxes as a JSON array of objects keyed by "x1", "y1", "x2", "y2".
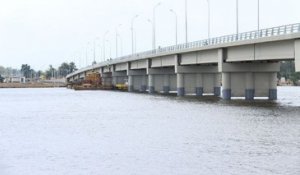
[{"x1": 67, "y1": 23, "x2": 300, "y2": 100}]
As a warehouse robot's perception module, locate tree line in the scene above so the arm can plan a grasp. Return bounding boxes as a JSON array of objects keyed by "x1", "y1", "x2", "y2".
[
  {"x1": 0, "y1": 62, "x2": 77, "y2": 80},
  {"x1": 278, "y1": 61, "x2": 300, "y2": 85}
]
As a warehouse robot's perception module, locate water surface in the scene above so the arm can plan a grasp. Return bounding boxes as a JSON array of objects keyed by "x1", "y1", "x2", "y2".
[{"x1": 0, "y1": 87, "x2": 299, "y2": 175}]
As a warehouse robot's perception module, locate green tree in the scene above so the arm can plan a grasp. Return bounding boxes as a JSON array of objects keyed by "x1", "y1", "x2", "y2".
[
  {"x1": 69, "y1": 62, "x2": 77, "y2": 73},
  {"x1": 21, "y1": 64, "x2": 32, "y2": 78},
  {"x1": 279, "y1": 61, "x2": 300, "y2": 85},
  {"x1": 36, "y1": 70, "x2": 44, "y2": 78},
  {"x1": 0, "y1": 66, "x2": 5, "y2": 75},
  {"x1": 0, "y1": 74, "x2": 4, "y2": 83},
  {"x1": 58, "y1": 62, "x2": 70, "y2": 77},
  {"x1": 58, "y1": 62, "x2": 77, "y2": 77},
  {"x1": 45, "y1": 65, "x2": 56, "y2": 79}
]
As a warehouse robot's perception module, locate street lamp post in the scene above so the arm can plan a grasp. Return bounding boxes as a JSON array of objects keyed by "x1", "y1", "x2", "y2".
[
  {"x1": 236, "y1": 0, "x2": 239, "y2": 35},
  {"x1": 86, "y1": 42, "x2": 90, "y2": 66},
  {"x1": 207, "y1": 0, "x2": 210, "y2": 39},
  {"x1": 115, "y1": 24, "x2": 122, "y2": 58},
  {"x1": 93, "y1": 37, "x2": 99, "y2": 64},
  {"x1": 106, "y1": 40, "x2": 111, "y2": 59},
  {"x1": 185, "y1": 0, "x2": 188, "y2": 43},
  {"x1": 153, "y1": 2, "x2": 161, "y2": 50},
  {"x1": 147, "y1": 19, "x2": 154, "y2": 49},
  {"x1": 258, "y1": 0, "x2": 260, "y2": 32},
  {"x1": 131, "y1": 15, "x2": 139, "y2": 55},
  {"x1": 117, "y1": 34, "x2": 123, "y2": 56},
  {"x1": 169, "y1": 9, "x2": 178, "y2": 45},
  {"x1": 103, "y1": 31, "x2": 109, "y2": 61}
]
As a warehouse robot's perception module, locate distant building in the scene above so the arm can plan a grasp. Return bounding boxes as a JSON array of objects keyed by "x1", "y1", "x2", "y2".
[{"x1": 4, "y1": 76, "x2": 26, "y2": 83}]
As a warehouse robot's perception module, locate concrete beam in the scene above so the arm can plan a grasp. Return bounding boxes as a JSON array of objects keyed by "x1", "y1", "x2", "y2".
[
  {"x1": 127, "y1": 69, "x2": 147, "y2": 76},
  {"x1": 177, "y1": 65, "x2": 218, "y2": 74},
  {"x1": 295, "y1": 40, "x2": 300, "y2": 72},
  {"x1": 148, "y1": 68, "x2": 175, "y2": 75},
  {"x1": 112, "y1": 71, "x2": 127, "y2": 77},
  {"x1": 222, "y1": 62, "x2": 280, "y2": 73}
]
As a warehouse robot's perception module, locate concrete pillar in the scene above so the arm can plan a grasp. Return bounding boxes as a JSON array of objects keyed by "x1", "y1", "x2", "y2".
[
  {"x1": 140, "y1": 75, "x2": 147, "y2": 92},
  {"x1": 245, "y1": 72, "x2": 255, "y2": 100},
  {"x1": 195, "y1": 73, "x2": 203, "y2": 96},
  {"x1": 269, "y1": 72, "x2": 277, "y2": 100},
  {"x1": 148, "y1": 74, "x2": 155, "y2": 94},
  {"x1": 214, "y1": 73, "x2": 221, "y2": 96},
  {"x1": 295, "y1": 40, "x2": 300, "y2": 72},
  {"x1": 177, "y1": 73, "x2": 185, "y2": 96},
  {"x1": 163, "y1": 75, "x2": 170, "y2": 94},
  {"x1": 222, "y1": 73, "x2": 231, "y2": 100},
  {"x1": 112, "y1": 76, "x2": 117, "y2": 87},
  {"x1": 128, "y1": 75, "x2": 133, "y2": 92}
]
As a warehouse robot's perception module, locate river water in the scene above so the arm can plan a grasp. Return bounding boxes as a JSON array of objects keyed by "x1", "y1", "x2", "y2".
[{"x1": 0, "y1": 87, "x2": 299, "y2": 175}]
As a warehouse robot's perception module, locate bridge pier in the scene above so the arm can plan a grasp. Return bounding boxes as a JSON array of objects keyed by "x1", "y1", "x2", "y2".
[
  {"x1": 101, "y1": 72, "x2": 112, "y2": 88},
  {"x1": 112, "y1": 71, "x2": 127, "y2": 88},
  {"x1": 269, "y1": 72, "x2": 278, "y2": 100},
  {"x1": 148, "y1": 74, "x2": 155, "y2": 94},
  {"x1": 245, "y1": 72, "x2": 255, "y2": 100},
  {"x1": 147, "y1": 68, "x2": 176, "y2": 94},
  {"x1": 220, "y1": 62, "x2": 280, "y2": 100},
  {"x1": 177, "y1": 73, "x2": 184, "y2": 96},
  {"x1": 195, "y1": 73, "x2": 203, "y2": 96},
  {"x1": 163, "y1": 75, "x2": 170, "y2": 94},
  {"x1": 127, "y1": 69, "x2": 148, "y2": 92},
  {"x1": 222, "y1": 72, "x2": 231, "y2": 100},
  {"x1": 176, "y1": 65, "x2": 220, "y2": 97}
]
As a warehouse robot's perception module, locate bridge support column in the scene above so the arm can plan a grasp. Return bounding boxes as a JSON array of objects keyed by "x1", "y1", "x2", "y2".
[
  {"x1": 220, "y1": 62, "x2": 280, "y2": 100},
  {"x1": 245, "y1": 72, "x2": 255, "y2": 100},
  {"x1": 163, "y1": 75, "x2": 170, "y2": 94},
  {"x1": 128, "y1": 76, "x2": 133, "y2": 92},
  {"x1": 214, "y1": 74, "x2": 221, "y2": 96},
  {"x1": 112, "y1": 76, "x2": 117, "y2": 87},
  {"x1": 195, "y1": 74, "x2": 203, "y2": 96},
  {"x1": 141, "y1": 75, "x2": 147, "y2": 92},
  {"x1": 127, "y1": 69, "x2": 147, "y2": 92},
  {"x1": 101, "y1": 72, "x2": 112, "y2": 88},
  {"x1": 177, "y1": 73, "x2": 185, "y2": 96},
  {"x1": 222, "y1": 73, "x2": 231, "y2": 100},
  {"x1": 148, "y1": 74, "x2": 155, "y2": 94},
  {"x1": 176, "y1": 65, "x2": 219, "y2": 96},
  {"x1": 112, "y1": 71, "x2": 127, "y2": 89},
  {"x1": 269, "y1": 72, "x2": 277, "y2": 100},
  {"x1": 147, "y1": 68, "x2": 176, "y2": 94},
  {"x1": 295, "y1": 40, "x2": 300, "y2": 72}
]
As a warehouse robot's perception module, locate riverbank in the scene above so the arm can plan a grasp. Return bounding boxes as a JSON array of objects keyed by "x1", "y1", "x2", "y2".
[{"x1": 0, "y1": 82, "x2": 66, "y2": 88}]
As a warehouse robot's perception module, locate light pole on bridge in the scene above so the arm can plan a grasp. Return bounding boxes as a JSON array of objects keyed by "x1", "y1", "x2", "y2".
[
  {"x1": 152, "y1": 2, "x2": 161, "y2": 50},
  {"x1": 207, "y1": 0, "x2": 211, "y2": 39},
  {"x1": 86, "y1": 42, "x2": 90, "y2": 66},
  {"x1": 258, "y1": 0, "x2": 260, "y2": 32},
  {"x1": 185, "y1": 0, "x2": 188, "y2": 43},
  {"x1": 169, "y1": 9, "x2": 178, "y2": 45},
  {"x1": 103, "y1": 31, "x2": 109, "y2": 61},
  {"x1": 115, "y1": 24, "x2": 122, "y2": 58},
  {"x1": 131, "y1": 15, "x2": 139, "y2": 55},
  {"x1": 93, "y1": 37, "x2": 100, "y2": 64},
  {"x1": 236, "y1": 0, "x2": 239, "y2": 35}
]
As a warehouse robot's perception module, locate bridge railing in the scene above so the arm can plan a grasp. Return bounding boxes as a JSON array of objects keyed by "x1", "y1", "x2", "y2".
[{"x1": 115, "y1": 23, "x2": 300, "y2": 61}]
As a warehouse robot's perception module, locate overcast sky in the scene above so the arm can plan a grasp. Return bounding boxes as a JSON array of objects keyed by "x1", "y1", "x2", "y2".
[{"x1": 0, "y1": 0, "x2": 299, "y2": 70}]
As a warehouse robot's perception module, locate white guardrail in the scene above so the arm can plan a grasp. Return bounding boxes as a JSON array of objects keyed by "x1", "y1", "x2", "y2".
[{"x1": 67, "y1": 23, "x2": 300, "y2": 78}]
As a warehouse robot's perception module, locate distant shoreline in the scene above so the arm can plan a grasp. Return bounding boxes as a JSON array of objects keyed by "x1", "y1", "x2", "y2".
[{"x1": 0, "y1": 83, "x2": 66, "y2": 88}]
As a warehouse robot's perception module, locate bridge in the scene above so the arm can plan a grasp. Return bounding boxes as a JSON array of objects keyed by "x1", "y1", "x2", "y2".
[{"x1": 66, "y1": 23, "x2": 300, "y2": 100}]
